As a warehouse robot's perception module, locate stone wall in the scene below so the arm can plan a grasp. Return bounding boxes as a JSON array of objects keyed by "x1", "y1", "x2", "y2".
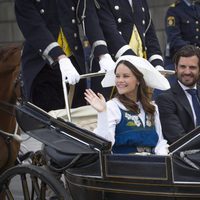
[
  {"x1": 0, "y1": 0, "x2": 175, "y2": 53},
  {"x1": 148, "y1": 0, "x2": 175, "y2": 54},
  {"x1": 0, "y1": 0, "x2": 22, "y2": 46}
]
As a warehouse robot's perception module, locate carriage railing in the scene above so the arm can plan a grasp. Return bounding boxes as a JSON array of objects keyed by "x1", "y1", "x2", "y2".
[
  {"x1": 63, "y1": 70, "x2": 175, "y2": 122},
  {"x1": 63, "y1": 72, "x2": 105, "y2": 122}
]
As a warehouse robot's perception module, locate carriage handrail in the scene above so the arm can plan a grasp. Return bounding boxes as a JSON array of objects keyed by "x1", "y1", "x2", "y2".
[
  {"x1": 63, "y1": 72, "x2": 105, "y2": 122},
  {"x1": 62, "y1": 70, "x2": 175, "y2": 122},
  {"x1": 79, "y1": 72, "x2": 106, "y2": 79}
]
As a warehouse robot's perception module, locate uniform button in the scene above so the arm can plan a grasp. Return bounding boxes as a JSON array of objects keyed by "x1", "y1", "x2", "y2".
[
  {"x1": 196, "y1": 36, "x2": 199, "y2": 39},
  {"x1": 186, "y1": 20, "x2": 190, "y2": 23},
  {"x1": 142, "y1": 7, "x2": 145, "y2": 12},
  {"x1": 114, "y1": 5, "x2": 119, "y2": 10},
  {"x1": 40, "y1": 9, "x2": 44, "y2": 14},
  {"x1": 71, "y1": 6, "x2": 75, "y2": 11},
  {"x1": 119, "y1": 31, "x2": 122, "y2": 35},
  {"x1": 117, "y1": 18, "x2": 122, "y2": 23},
  {"x1": 143, "y1": 33, "x2": 145, "y2": 37},
  {"x1": 74, "y1": 33, "x2": 77, "y2": 38},
  {"x1": 142, "y1": 20, "x2": 145, "y2": 25},
  {"x1": 74, "y1": 46, "x2": 78, "y2": 50},
  {"x1": 39, "y1": 49, "x2": 42, "y2": 53},
  {"x1": 196, "y1": 21, "x2": 199, "y2": 24},
  {"x1": 36, "y1": 0, "x2": 40, "y2": 2},
  {"x1": 145, "y1": 47, "x2": 147, "y2": 51},
  {"x1": 196, "y1": 28, "x2": 199, "y2": 32},
  {"x1": 72, "y1": 19, "x2": 76, "y2": 24}
]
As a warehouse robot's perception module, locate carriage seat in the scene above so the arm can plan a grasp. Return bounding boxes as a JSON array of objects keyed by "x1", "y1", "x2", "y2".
[{"x1": 48, "y1": 105, "x2": 97, "y2": 131}]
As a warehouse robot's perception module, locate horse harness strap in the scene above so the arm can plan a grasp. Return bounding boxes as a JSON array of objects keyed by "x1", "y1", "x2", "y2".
[
  {"x1": 0, "y1": 101, "x2": 18, "y2": 173},
  {"x1": 0, "y1": 130, "x2": 13, "y2": 174}
]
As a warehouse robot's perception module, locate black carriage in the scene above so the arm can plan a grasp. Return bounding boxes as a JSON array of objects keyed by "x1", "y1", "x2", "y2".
[{"x1": 0, "y1": 102, "x2": 200, "y2": 200}]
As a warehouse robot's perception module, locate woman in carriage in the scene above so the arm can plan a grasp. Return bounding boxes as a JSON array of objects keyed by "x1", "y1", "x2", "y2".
[{"x1": 85, "y1": 55, "x2": 170, "y2": 155}]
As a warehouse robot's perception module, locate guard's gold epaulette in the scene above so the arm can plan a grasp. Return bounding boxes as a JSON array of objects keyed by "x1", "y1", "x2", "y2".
[{"x1": 170, "y1": 0, "x2": 180, "y2": 7}]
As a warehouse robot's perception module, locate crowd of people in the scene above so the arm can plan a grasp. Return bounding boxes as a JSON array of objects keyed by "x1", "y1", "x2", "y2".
[{"x1": 15, "y1": 0, "x2": 200, "y2": 155}]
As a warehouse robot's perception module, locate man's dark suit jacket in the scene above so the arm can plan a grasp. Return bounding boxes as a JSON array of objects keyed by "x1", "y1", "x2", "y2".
[{"x1": 155, "y1": 81, "x2": 200, "y2": 144}]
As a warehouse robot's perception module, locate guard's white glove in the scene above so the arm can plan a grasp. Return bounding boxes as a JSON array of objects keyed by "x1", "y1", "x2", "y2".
[
  {"x1": 58, "y1": 57, "x2": 80, "y2": 85},
  {"x1": 155, "y1": 65, "x2": 165, "y2": 71},
  {"x1": 99, "y1": 54, "x2": 116, "y2": 72}
]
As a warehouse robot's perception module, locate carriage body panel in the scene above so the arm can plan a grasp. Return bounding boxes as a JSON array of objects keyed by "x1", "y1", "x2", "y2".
[
  {"x1": 65, "y1": 154, "x2": 200, "y2": 199},
  {"x1": 13, "y1": 102, "x2": 200, "y2": 199}
]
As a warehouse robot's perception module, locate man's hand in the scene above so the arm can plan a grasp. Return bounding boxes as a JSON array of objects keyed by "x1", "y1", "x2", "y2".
[
  {"x1": 58, "y1": 57, "x2": 80, "y2": 85},
  {"x1": 99, "y1": 54, "x2": 116, "y2": 72}
]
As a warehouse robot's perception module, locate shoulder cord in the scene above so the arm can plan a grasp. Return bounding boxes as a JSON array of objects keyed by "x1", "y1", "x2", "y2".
[
  {"x1": 145, "y1": 9, "x2": 152, "y2": 35},
  {"x1": 76, "y1": 0, "x2": 100, "y2": 36},
  {"x1": 76, "y1": 0, "x2": 87, "y2": 36},
  {"x1": 94, "y1": 0, "x2": 100, "y2": 9}
]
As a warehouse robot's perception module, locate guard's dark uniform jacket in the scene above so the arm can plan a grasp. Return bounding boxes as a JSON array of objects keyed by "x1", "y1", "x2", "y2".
[
  {"x1": 78, "y1": 0, "x2": 112, "y2": 99},
  {"x1": 15, "y1": 0, "x2": 86, "y2": 110},
  {"x1": 165, "y1": 0, "x2": 200, "y2": 59},
  {"x1": 79, "y1": 0, "x2": 109, "y2": 59},
  {"x1": 91, "y1": 0, "x2": 164, "y2": 68}
]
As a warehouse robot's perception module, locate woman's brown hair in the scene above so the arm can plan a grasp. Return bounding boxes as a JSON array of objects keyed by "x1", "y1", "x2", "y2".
[{"x1": 114, "y1": 60, "x2": 155, "y2": 116}]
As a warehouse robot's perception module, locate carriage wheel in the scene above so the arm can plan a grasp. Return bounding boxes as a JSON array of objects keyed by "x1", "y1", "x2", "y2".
[{"x1": 0, "y1": 164, "x2": 68, "y2": 200}]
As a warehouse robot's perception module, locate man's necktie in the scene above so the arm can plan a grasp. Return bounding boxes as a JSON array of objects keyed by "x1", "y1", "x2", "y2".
[{"x1": 186, "y1": 89, "x2": 200, "y2": 126}]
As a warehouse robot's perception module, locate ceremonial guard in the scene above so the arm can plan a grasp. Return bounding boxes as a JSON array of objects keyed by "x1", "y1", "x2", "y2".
[
  {"x1": 93, "y1": 0, "x2": 164, "y2": 69},
  {"x1": 165, "y1": 0, "x2": 200, "y2": 66},
  {"x1": 15, "y1": 0, "x2": 88, "y2": 111}
]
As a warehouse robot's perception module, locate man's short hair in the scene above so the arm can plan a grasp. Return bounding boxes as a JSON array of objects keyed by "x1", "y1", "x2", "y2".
[{"x1": 173, "y1": 45, "x2": 200, "y2": 67}]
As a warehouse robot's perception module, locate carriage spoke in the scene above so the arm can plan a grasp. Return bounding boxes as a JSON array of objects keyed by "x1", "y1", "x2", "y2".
[
  {"x1": 3, "y1": 184, "x2": 14, "y2": 200},
  {"x1": 31, "y1": 175, "x2": 41, "y2": 199},
  {"x1": 0, "y1": 165, "x2": 67, "y2": 199},
  {"x1": 40, "y1": 181, "x2": 47, "y2": 200},
  {"x1": 31, "y1": 173, "x2": 59, "y2": 200},
  {"x1": 21, "y1": 174, "x2": 31, "y2": 200}
]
